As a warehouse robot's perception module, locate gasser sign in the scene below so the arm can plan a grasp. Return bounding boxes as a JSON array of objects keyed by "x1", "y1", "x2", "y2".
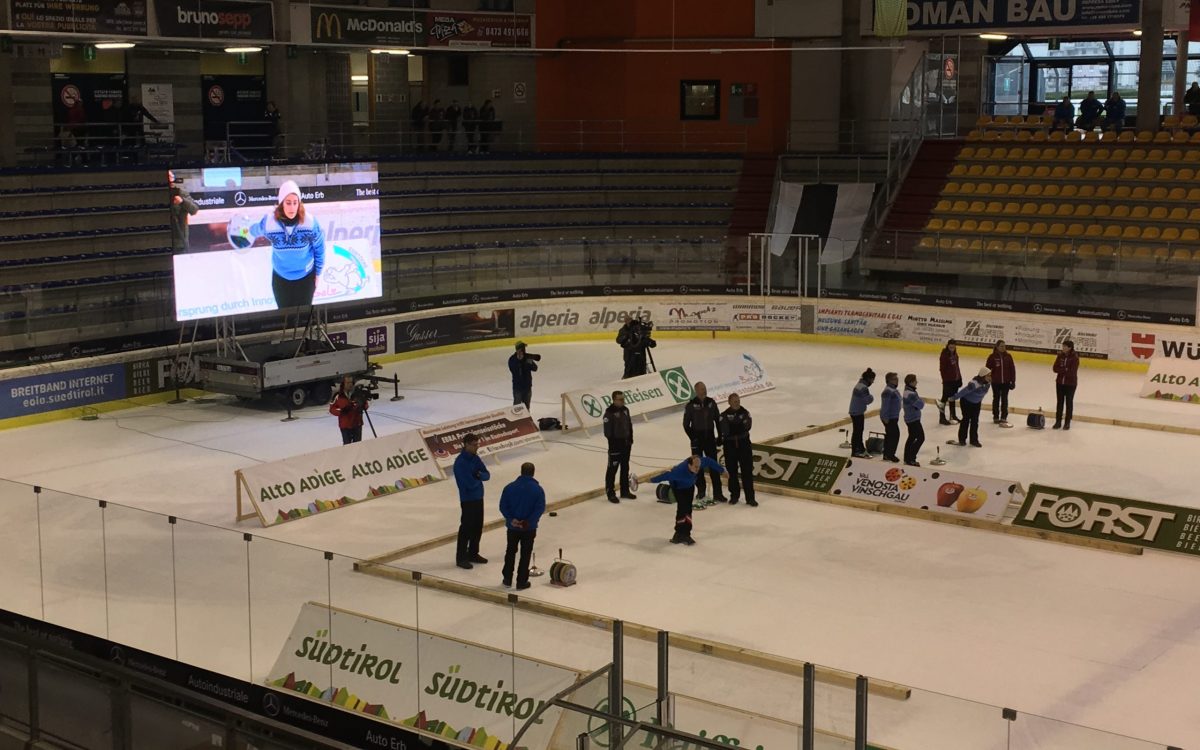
[{"x1": 1014, "y1": 484, "x2": 1200, "y2": 555}]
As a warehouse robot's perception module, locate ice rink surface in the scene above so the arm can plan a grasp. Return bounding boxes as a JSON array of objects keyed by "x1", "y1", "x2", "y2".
[{"x1": 1, "y1": 335, "x2": 1198, "y2": 747}]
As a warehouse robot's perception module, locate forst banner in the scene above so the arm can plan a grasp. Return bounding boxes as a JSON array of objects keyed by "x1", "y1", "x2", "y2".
[
  {"x1": 1015, "y1": 484, "x2": 1200, "y2": 555},
  {"x1": 268, "y1": 603, "x2": 579, "y2": 749},
  {"x1": 832, "y1": 459, "x2": 1016, "y2": 521},
  {"x1": 562, "y1": 353, "x2": 775, "y2": 430},
  {"x1": 747, "y1": 444, "x2": 846, "y2": 494},
  {"x1": 237, "y1": 428, "x2": 442, "y2": 526},
  {"x1": 419, "y1": 404, "x2": 543, "y2": 468},
  {"x1": 1138, "y1": 334, "x2": 1200, "y2": 405}
]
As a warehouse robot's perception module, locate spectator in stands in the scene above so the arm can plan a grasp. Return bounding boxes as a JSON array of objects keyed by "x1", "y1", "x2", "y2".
[
  {"x1": 879, "y1": 372, "x2": 901, "y2": 463},
  {"x1": 429, "y1": 99, "x2": 446, "y2": 151},
  {"x1": 948, "y1": 368, "x2": 991, "y2": 448},
  {"x1": 1187, "y1": 82, "x2": 1200, "y2": 118},
  {"x1": 119, "y1": 94, "x2": 158, "y2": 164},
  {"x1": 937, "y1": 339, "x2": 962, "y2": 425},
  {"x1": 1053, "y1": 96, "x2": 1075, "y2": 131},
  {"x1": 986, "y1": 340, "x2": 1016, "y2": 427},
  {"x1": 248, "y1": 180, "x2": 325, "y2": 309},
  {"x1": 264, "y1": 101, "x2": 282, "y2": 156},
  {"x1": 168, "y1": 170, "x2": 198, "y2": 251},
  {"x1": 1052, "y1": 339, "x2": 1079, "y2": 430},
  {"x1": 848, "y1": 368, "x2": 876, "y2": 459},
  {"x1": 445, "y1": 100, "x2": 463, "y2": 151},
  {"x1": 410, "y1": 100, "x2": 428, "y2": 151},
  {"x1": 463, "y1": 101, "x2": 480, "y2": 153},
  {"x1": 902, "y1": 374, "x2": 924, "y2": 467},
  {"x1": 479, "y1": 99, "x2": 497, "y2": 152},
  {"x1": 1076, "y1": 91, "x2": 1103, "y2": 131},
  {"x1": 1105, "y1": 92, "x2": 1127, "y2": 132}
]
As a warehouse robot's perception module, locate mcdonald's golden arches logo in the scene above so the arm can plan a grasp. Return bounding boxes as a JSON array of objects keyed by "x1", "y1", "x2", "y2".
[{"x1": 314, "y1": 11, "x2": 342, "y2": 39}]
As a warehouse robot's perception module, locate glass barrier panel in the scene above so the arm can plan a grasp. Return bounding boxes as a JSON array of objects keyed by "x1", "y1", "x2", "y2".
[
  {"x1": 36, "y1": 488, "x2": 106, "y2": 638},
  {"x1": 868, "y1": 684, "x2": 1009, "y2": 750},
  {"x1": 0, "y1": 481, "x2": 41, "y2": 619},
  {"x1": 101, "y1": 502, "x2": 175, "y2": 658},
  {"x1": 172, "y1": 518, "x2": 252, "y2": 681},
  {"x1": 1008, "y1": 711, "x2": 1168, "y2": 750},
  {"x1": 246, "y1": 535, "x2": 333, "y2": 685}
]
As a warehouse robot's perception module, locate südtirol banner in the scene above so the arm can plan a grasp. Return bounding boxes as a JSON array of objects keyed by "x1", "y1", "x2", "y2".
[
  {"x1": 746, "y1": 444, "x2": 846, "y2": 494},
  {"x1": 1014, "y1": 484, "x2": 1200, "y2": 555},
  {"x1": 420, "y1": 404, "x2": 543, "y2": 468},
  {"x1": 831, "y1": 460, "x2": 1016, "y2": 521},
  {"x1": 562, "y1": 353, "x2": 775, "y2": 430},
  {"x1": 268, "y1": 603, "x2": 580, "y2": 749},
  {"x1": 1139, "y1": 334, "x2": 1200, "y2": 405},
  {"x1": 237, "y1": 428, "x2": 442, "y2": 526}
]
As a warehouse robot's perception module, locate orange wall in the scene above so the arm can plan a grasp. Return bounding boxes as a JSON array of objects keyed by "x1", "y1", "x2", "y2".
[{"x1": 535, "y1": 0, "x2": 789, "y2": 154}]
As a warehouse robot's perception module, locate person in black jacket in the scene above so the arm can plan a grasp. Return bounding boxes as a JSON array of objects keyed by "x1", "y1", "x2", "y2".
[
  {"x1": 719, "y1": 392, "x2": 756, "y2": 506},
  {"x1": 616, "y1": 317, "x2": 656, "y2": 378},
  {"x1": 683, "y1": 382, "x2": 725, "y2": 502},
  {"x1": 463, "y1": 102, "x2": 479, "y2": 153},
  {"x1": 508, "y1": 341, "x2": 538, "y2": 410},
  {"x1": 603, "y1": 391, "x2": 635, "y2": 503}
]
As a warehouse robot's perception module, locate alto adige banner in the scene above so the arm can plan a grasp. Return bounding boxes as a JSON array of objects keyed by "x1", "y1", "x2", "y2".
[
  {"x1": 237, "y1": 428, "x2": 442, "y2": 526},
  {"x1": 831, "y1": 460, "x2": 1017, "y2": 521},
  {"x1": 420, "y1": 404, "x2": 543, "y2": 468},
  {"x1": 268, "y1": 603, "x2": 580, "y2": 749},
  {"x1": 1015, "y1": 484, "x2": 1199, "y2": 555},
  {"x1": 1138, "y1": 334, "x2": 1200, "y2": 405},
  {"x1": 561, "y1": 353, "x2": 775, "y2": 430}
]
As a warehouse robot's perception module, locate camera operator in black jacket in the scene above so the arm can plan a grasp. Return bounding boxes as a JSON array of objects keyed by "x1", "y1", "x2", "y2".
[
  {"x1": 683, "y1": 382, "x2": 725, "y2": 502},
  {"x1": 616, "y1": 315, "x2": 656, "y2": 378},
  {"x1": 508, "y1": 341, "x2": 540, "y2": 410}
]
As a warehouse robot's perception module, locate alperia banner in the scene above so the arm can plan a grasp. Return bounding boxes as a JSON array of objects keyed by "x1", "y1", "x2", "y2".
[{"x1": 1014, "y1": 484, "x2": 1199, "y2": 555}]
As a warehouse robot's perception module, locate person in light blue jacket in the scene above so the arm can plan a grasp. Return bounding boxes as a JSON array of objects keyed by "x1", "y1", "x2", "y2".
[
  {"x1": 902, "y1": 374, "x2": 925, "y2": 466},
  {"x1": 879, "y1": 372, "x2": 902, "y2": 463},
  {"x1": 651, "y1": 455, "x2": 725, "y2": 546},
  {"x1": 848, "y1": 368, "x2": 876, "y2": 458},
  {"x1": 247, "y1": 179, "x2": 325, "y2": 309},
  {"x1": 948, "y1": 368, "x2": 991, "y2": 448}
]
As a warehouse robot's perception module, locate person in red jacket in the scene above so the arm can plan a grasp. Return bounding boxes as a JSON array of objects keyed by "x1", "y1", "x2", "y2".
[
  {"x1": 937, "y1": 339, "x2": 962, "y2": 425},
  {"x1": 1052, "y1": 340, "x2": 1079, "y2": 430},
  {"x1": 986, "y1": 339, "x2": 1016, "y2": 427},
  {"x1": 329, "y1": 375, "x2": 369, "y2": 444}
]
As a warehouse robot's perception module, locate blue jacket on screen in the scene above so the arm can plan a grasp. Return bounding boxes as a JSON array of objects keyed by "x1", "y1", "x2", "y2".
[
  {"x1": 952, "y1": 379, "x2": 990, "y2": 405},
  {"x1": 453, "y1": 451, "x2": 490, "y2": 502},
  {"x1": 251, "y1": 214, "x2": 325, "y2": 280},
  {"x1": 902, "y1": 386, "x2": 925, "y2": 423},
  {"x1": 880, "y1": 385, "x2": 901, "y2": 421},
  {"x1": 848, "y1": 380, "x2": 874, "y2": 416},
  {"x1": 499, "y1": 475, "x2": 546, "y2": 531},
  {"x1": 650, "y1": 457, "x2": 725, "y2": 491}
]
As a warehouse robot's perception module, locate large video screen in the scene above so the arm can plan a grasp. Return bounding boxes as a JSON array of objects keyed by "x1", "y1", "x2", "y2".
[{"x1": 169, "y1": 163, "x2": 382, "y2": 322}]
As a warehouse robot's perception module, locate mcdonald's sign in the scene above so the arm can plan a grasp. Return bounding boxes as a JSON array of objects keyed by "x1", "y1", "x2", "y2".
[{"x1": 314, "y1": 11, "x2": 342, "y2": 39}]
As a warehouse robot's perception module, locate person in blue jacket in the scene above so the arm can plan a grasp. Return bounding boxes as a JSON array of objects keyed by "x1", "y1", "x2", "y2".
[
  {"x1": 879, "y1": 372, "x2": 901, "y2": 463},
  {"x1": 848, "y1": 368, "x2": 876, "y2": 459},
  {"x1": 947, "y1": 368, "x2": 991, "y2": 448},
  {"x1": 508, "y1": 341, "x2": 539, "y2": 410},
  {"x1": 452, "y1": 433, "x2": 491, "y2": 569},
  {"x1": 902, "y1": 373, "x2": 925, "y2": 466},
  {"x1": 650, "y1": 455, "x2": 726, "y2": 545},
  {"x1": 1053, "y1": 96, "x2": 1075, "y2": 132},
  {"x1": 247, "y1": 179, "x2": 325, "y2": 309},
  {"x1": 498, "y1": 462, "x2": 545, "y2": 590}
]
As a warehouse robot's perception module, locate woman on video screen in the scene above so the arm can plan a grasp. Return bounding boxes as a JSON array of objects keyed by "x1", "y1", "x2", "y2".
[{"x1": 246, "y1": 180, "x2": 325, "y2": 309}]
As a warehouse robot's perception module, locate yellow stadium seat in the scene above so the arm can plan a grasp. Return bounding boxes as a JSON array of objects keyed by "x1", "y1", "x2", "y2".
[
  {"x1": 1076, "y1": 205, "x2": 1095, "y2": 219},
  {"x1": 1154, "y1": 131, "x2": 1172, "y2": 143},
  {"x1": 1040, "y1": 147, "x2": 1058, "y2": 160},
  {"x1": 1065, "y1": 224, "x2": 1085, "y2": 238},
  {"x1": 976, "y1": 115, "x2": 993, "y2": 128},
  {"x1": 1030, "y1": 222, "x2": 1050, "y2": 236},
  {"x1": 1008, "y1": 183, "x2": 1026, "y2": 197},
  {"x1": 935, "y1": 199, "x2": 953, "y2": 213},
  {"x1": 1055, "y1": 204, "x2": 1075, "y2": 218},
  {"x1": 985, "y1": 238, "x2": 1005, "y2": 252},
  {"x1": 1066, "y1": 166, "x2": 1086, "y2": 180},
  {"x1": 1118, "y1": 131, "x2": 1136, "y2": 143},
  {"x1": 1074, "y1": 243, "x2": 1095, "y2": 258},
  {"x1": 1031, "y1": 130, "x2": 1048, "y2": 143},
  {"x1": 1184, "y1": 115, "x2": 1199, "y2": 128},
  {"x1": 1083, "y1": 166, "x2": 1104, "y2": 180},
  {"x1": 1191, "y1": 132, "x2": 1200, "y2": 144},
  {"x1": 1177, "y1": 168, "x2": 1195, "y2": 180},
  {"x1": 1016, "y1": 165, "x2": 1035, "y2": 179},
  {"x1": 1122, "y1": 226, "x2": 1141, "y2": 240},
  {"x1": 1182, "y1": 228, "x2": 1200, "y2": 242},
  {"x1": 1150, "y1": 187, "x2": 1169, "y2": 201},
  {"x1": 961, "y1": 219, "x2": 979, "y2": 232},
  {"x1": 1083, "y1": 131, "x2": 1101, "y2": 143},
  {"x1": 1169, "y1": 207, "x2": 1188, "y2": 222},
  {"x1": 1137, "y1": 131, "x2": 1154, "y2": 143},
  {"x1": 1033, "y1": 166, "x2": 1052, "y2": 179},
  {"x1": 1093, "y1": 148, "x2": 1111, "y2": 160},
  {"x1": 1049, "y1": 131, "x2": 1066, "y2": 142},
  {"x1": 1062, "y1": 184, "x2": 1080, "y2": 198},
  {"x1": 951, "y1": 238, "x2": 971, "y2": 252},
  {"x1": 994, "y1": 220, "x2": 1014, "y2": 234},
  {"x1": 1137, "y1": 167, "x2": 1158, "y2": 180},
  {"x1": 953, "y1": 200, "x2": 971, "y2": 213},
  {"x1": 1131, "y1": 205, "x2": 1150, "y2": 219},
  {"x1": 950, "y1": 164, "x2": 969, "y2": 177},
  {"x1": 1074, "y1": 148, "x2": 1093, "y2": 161},
  {"x1": 1147, "y1": 148, "x2": 1166, "y2": 161},
  {"x1": 1003, "y1": 202, "x2": 1021, "y2": 215},
  {"x1": 1143, "y1": 226, "x2": 1162, "y2": 241},
  {"x1": 1164, "y1": 115, "x2": 1181, "y2": 129},
  {"x1": 1130, "y1": 246, "x2": 1153, "y2": 261},
  {"x1": 1112, "y1": 205, "x2": 1131, "y2": 219},
  {"x1": 997, "y1": 131, "x2": 1016, "y2": 142},
  {"x1": 943, "y1": 182, "x2": 961, "y2": 195},
  {"x1": 983, "y1": 165, "x2": 1002, "y2": 178},
  {"x1": 1012, "y1": 221, "x2": 1031, "y2": 235},
  {"x1": 1043, "y1": 184, "x2": 1061, "y2": 198},
  {"x1": 1167, "y1": 187, "x2": 1186, "y2": 202},
  {"x1": 1130, "y1": 186, "x2": 1150, "y2": 200},
  {"x1": 926, "y1": 218, "x2": 944, "y2": 232},
  {"x1": 987, "y1": 201, "x2": 1006, "y2": 215},
  {"x1": 919, "y1": 236, "x2": 938, "y2": 250},
  {"x1": 1093, "y1": 205, "x2": 1112, "y2": 219},
  {"x1": 991, "y1": 147, "x2": 1008, "y2": 159},
  {"x1": 1149, "y1": 206, "x2": 1169, "y2": 220},
  {"x1": 1185, "y1": 150, "x2": 1200, "y2": 163},
  {"x1": 1189, "y1": 188, "x2": 1200, "y2": 202},
  {"x1": 1074, "y1": 185, "x2": 1094, "y2": 199},
  {"x1": 1026, "y1": 184, "x2": 1044, "y2": 197},
  {"x1": 1008, "y1": 147, "x2": 1024, "y2": 159},
  {"x1": 1004, "y1": 239, "x2": 1024, "y2": 252},
  {"x1": 1097, "y1": 167, "x2": 1120, "y2": 181},
  {"x1": 1050, "y1": 166, "x2": 1069, "y2": 179},
  {"x1": 1127, "y1": 149, "x2": 1146, "y2": 161},
  {"x1": 1159, "y1": 168, "x2": 1177, "y2": 182},
  {"x1": 965, "y1": 200, "x2": 985, "y2": 214},
  {"x1": 1020, "y1": 203, "x2": 1039, "y2": 217},
  {"x1": 1153, "y1": 246, "x2": 1171, "y2": 261},
  {"x1": 1165, "y1": 149, "x2": 1183, "y2": 162},
  {"x1": 1096, "y1": 244, "x2": 1116, "y2": 259},
  {"x1": 1038, "y1": 203, "x2": 1057, "y2": 217},
  {"x1": 1189, "y1": 207, "x2": 1200, "y2": 222},
  {"x1": 959, "y1": 147, "x2": 977, "y2": 159},
  {"x1": 1113, "y1": 185, "x2": 1132, "y2": 200},
  {"x1": 1170, "y1": 249, "x2": 1193, "y2": 262},
  {"x1": 1161, "y1": 227, "x2": 1182, "y2": 242},
  {"x1": 1016, "y1": 130, "x2": 1032, "y2": 142},
  {"x1": 943, "y1": 219, "x2": 962, "y2": 232},
  {"x1": 1119, "y1": 166, "x2": 1139, "y2": 180},
  {"x1": 999, "y1": 165, "x2": 1019, "y2": 178},
  {"x1": 1102, "y1": 225, "x2": 1123, "y2": 239},
  {"x1": 938, "y1": 237, "x2": 956, "y2": 250},
  {"x1": 981, "y1": 131, "x2": 999, "y2": 142},
  {"x1": 978, "y1": 220, "x2": 996, "y2": 233},
  {"x1": 974, "y1": 183, "x2": 992, "y2": 195},
  {"x1": 1095, "y1": 185, "x2": 1114, "y2": 199}
]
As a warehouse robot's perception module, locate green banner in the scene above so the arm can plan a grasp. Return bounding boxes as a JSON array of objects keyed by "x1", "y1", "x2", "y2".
[
  {"x1": 749, "y1": 444, "x2": 846, "y2": 494},
  {"x1": 1015, "y1": 483, "x2": 1200, "y2": 555}
]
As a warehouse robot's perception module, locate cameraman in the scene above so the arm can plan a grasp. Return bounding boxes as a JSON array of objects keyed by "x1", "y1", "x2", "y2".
[
  {"x1": 508, "y1": 341, "x2": 539, "y2": 410},
  {"x1": 616, "y1": 315, "x2": 656, "y2": 379},
  {"x1": 329, "y1": 375, "x2": 369, "y2": 444}
]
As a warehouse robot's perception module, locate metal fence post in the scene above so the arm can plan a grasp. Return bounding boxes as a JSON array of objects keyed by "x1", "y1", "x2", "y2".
[
  {"x1": 610, "y1": 620, "x2": 624, "y2": 749},
  {"x1": 854, "y1": 675, "x2": 868, "y2": 750},
  {"x1": 801, "y1": 663, "x2": 815, "y2": 750}
]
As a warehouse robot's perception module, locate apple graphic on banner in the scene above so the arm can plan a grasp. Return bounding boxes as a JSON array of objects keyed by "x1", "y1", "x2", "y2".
[
  {"x1": 937, "y1": 482, "x2": 964, "y2": 507},
  {"x1": 956, "y1": 487, "x2": 988, "y2": 513}
]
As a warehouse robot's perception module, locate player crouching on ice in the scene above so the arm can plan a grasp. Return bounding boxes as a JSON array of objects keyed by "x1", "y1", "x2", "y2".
[{"x1": 650, "y1": 455, "x2": 725, "y2": 546}]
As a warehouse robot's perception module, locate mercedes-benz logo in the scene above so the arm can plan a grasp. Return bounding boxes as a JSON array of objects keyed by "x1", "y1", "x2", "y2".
[
  {"x1": 262, "y1": 693, "x2": 281, "y2": 717},
  {"x1": 1034, "y1": 304, "x2": 1043, "y2": 313},
  {"x1": 234, "y1": 191, "x2": 247, "y2": 206},
  {"x1": 680, "y1": 285, "x2": 689, "y2": 294},
  {"x1": 471, "y1": 294, "x2": 480, "y2": 303},
  {"x1": 892, "y1": 294, "x2": 900, "y2": 302},
  {"x1": 1117, "y1": 310, "x2": 1127, "y2": 320},
  {"x1": 603, "y1": 286, "x2": 613, "y2": 295},
  {"x1": 109, "y1": 645, "x2": 125, "y2": 665}
]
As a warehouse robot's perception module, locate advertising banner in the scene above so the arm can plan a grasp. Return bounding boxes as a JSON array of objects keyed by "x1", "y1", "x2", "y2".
[
  {"x1": 140, "y1": 83, "x2": 174, "y2": 142},
  {"x1": 425, "y1": 11, "x2": 533, "y2": 47},
  {"x1": 562, "y1": 353, "x2": 775, "y2": 430},
  {"x1": 1014, "y1": 484, "x2": 1200, "y2": 555},
  {"x1": 748, "y1": 444, "x2": 846, "y2": 494},
  {"x1": 0, "y1": 364, "x2": 126, "y2": 419},
  {"x1": 268, "y1": 603, "x2": 580, "y2": 748},
  {"x1": 728, "y1": 301, "x2": 810, "y2": 332},
  {"x1": 302, "y1": 4, "x2": 532, "y2": 47},
  {"x1": 420, "y1": 404, "x2": 543, "y2": 467},
  {"x1": 394, "y1": 309, "x2": 515, "y2": 354},
  {"x1": 652, "y1": 301, "x2": 731, "y2": 332},
  {"x1": 892, "y1": 0, "x2": 1140, "y2": 33},
  {"x1": 51, "y1": 73, "x2": 126, "y2": 139},
  {"x1": 170, "y1": 163, "x2": 382, "y2": 322},
  {"x1": 152, "y1": 0, "x2": 274, "y2": 39},
  {"x1": 11, "y1": 0, "x2": 147, "y2": 34},
  {"x1": 1138, "y1": 334, "x2": 1200, "y2": 405},
  {"x1": 831, "y1": 460, "x2": 1016, "y2": 521},
  {"x1": 237, "y1": 428, "x2": 442, "y2": 526}
]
